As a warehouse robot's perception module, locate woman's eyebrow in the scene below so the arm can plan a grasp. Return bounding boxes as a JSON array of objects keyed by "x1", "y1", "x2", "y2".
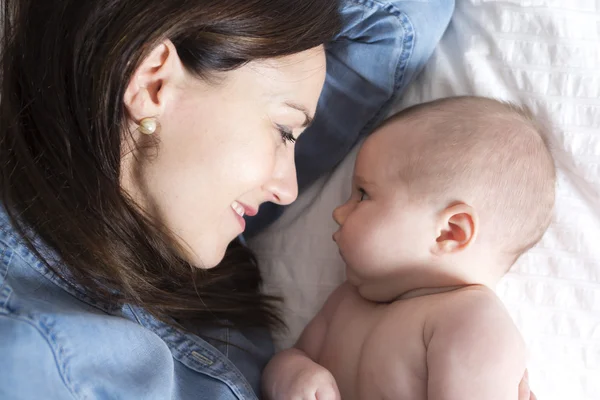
[{"x1": 284, "y1": 101, "x2": 313, "y2": 127}]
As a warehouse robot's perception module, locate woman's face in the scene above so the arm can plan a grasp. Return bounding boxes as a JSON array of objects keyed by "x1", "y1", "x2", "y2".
[{"x1": 122, "y1": 43, "x2": 326, "y2": 268}]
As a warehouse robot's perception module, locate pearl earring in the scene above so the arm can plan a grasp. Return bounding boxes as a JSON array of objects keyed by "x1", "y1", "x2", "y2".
[{"x1": 138, "y1": 117, "x2": 158, "y2": 135}]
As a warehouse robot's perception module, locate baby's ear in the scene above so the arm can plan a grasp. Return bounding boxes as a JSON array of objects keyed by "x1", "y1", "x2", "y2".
[{"x1": 432, "y1": 203, "x2": 478, "y2": 256}]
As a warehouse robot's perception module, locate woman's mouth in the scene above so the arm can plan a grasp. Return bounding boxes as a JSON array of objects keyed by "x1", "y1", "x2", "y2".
[
  {"x1": 231, "y1": 201, "x2": 248, "y2": 231},
  {"x1": 231, "y1": 201, "x2": 246, "y2": 218},
  {"x1": 231, "y1": 201, "x2": 258, "y2": 231}
]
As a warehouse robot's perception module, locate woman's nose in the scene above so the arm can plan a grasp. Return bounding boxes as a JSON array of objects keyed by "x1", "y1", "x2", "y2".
[{"x1": 263, "y1": 153, "x2": 299, "y2": 206}]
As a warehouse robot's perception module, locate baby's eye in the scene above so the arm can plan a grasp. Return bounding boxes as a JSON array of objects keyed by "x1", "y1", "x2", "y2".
[{"x1": 358, "y1": 188, "x2": 369, "y2": 202}]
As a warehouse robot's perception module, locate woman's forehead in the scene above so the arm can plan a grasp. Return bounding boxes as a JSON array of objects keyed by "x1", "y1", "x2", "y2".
[
  {"x1": 259, "y1": 46, "x2": 325, "y2": 75},
  {"x1": 244, "y1": 47, "x2": 326, "y2": 113}
]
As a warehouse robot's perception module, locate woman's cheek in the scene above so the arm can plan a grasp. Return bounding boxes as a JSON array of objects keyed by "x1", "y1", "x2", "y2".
[{"x1": 245, "y1": 145, "x2": 280, "y2": 187}]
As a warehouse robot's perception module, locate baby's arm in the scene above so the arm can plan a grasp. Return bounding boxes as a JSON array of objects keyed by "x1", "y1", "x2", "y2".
[
  {"x1": 262, "y1": 283, "x2": 350, "y2": 400},
  {"x1": 425, "y1": 288, "x2": 527, "y2": 400}
]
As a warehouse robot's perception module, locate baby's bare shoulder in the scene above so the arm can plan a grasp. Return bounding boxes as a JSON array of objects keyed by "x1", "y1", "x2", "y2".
[
  {"x1": 423, "y1": 286, "x2": 527, "y2": 399},
  {"x1": 443, "y1": 284, "x2": 502, "y2": 308},
  {"x1": 432, "y1": 285, "x2": 509, "y2": 322},
  {"x1": 383, "y1": 286, "x2": 501, "y2": 326},
  {"x1": 425, "y1": 285, "x2": 523, "y2": 350}
]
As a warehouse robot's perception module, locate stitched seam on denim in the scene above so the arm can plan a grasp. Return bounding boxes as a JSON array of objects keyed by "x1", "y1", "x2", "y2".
[
  {"x1": 349, "y1": 0, "x2": 416, "y2": 136},
  {"x1": 126, "y1": 304, "x2": 143, "y2": 325},
  {"x1": 225, "y1": 327, "x2": 230, "y2": 358},
  {"x1": 0, "y1": 313, "x2": 80, "y2": 399},
  {"x1": 0, "y1": 245, "x2": 10, "y2": 280},
  {"x1": 0, "y1": 247, "x2": 13, "y2": 309},
  {"x1": 135, "y1": 309, "x2": 257, "y2": 400},
  {"x1": 0, "y1": 285, "x2": 11, "y2": 310}
]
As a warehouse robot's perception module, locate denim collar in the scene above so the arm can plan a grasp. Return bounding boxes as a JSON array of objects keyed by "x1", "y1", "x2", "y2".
[{"x1": 0, "y1": 206, "x2": 120, "y2": 314}]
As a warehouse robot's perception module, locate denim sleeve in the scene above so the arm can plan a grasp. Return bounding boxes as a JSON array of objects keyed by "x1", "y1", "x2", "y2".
[
  {"x1": 0, "y1": 315, "x2": 76, "y2": 399},
  {"x1": 246, "y1": 0, "x2": 455, "y2": 236}
]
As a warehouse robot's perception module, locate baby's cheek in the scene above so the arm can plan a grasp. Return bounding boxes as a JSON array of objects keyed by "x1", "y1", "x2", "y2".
[
  {"x1": 348, "y1": 236, "x2": 382, "y2": 275},
  {"x1": 340, "y1": 216, "x2": 379, "y2": 263},
  {"x1": 340, "y1": 231, "x2": 363, "y2": 264}
]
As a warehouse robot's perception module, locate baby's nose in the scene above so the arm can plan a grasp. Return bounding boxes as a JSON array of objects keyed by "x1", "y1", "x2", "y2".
[{"x1": 332, "y1": 204, "x2": 347, "y2": 226}]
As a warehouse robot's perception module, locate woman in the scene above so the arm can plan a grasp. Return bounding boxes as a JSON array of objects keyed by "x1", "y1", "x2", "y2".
[{"x1": 0, "y1": 0, "x2": 534, "y2": 399}]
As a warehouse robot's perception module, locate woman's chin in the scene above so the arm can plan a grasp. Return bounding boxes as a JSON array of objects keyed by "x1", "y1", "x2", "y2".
[{"x1": 183, "y1": 244, "x2": 227, "y2": 270}]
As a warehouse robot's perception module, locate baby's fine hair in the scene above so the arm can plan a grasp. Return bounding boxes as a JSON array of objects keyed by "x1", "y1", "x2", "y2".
[{"x1": 387, "y1": 96, "x2": 556, "y2": 261}]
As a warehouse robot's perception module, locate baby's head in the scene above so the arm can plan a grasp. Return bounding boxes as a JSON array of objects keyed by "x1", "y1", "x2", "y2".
[{"x1": 332, "y1": 96, "x2": 555, "y2": 302}]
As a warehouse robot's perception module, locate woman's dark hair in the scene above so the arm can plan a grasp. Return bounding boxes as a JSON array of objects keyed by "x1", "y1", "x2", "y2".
[{"x1": 0, "y1": 0, "x2": 340, "y2": 330}]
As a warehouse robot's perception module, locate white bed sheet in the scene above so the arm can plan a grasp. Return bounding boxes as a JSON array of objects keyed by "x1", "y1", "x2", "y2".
[{"x1": 249, "y1": 1, "x2": 600, "y2": 399}]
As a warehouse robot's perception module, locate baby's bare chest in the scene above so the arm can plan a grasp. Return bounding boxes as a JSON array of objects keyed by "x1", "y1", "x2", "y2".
[{"x1": 318, "y1": 293, "x2": 432, "y2": 400}]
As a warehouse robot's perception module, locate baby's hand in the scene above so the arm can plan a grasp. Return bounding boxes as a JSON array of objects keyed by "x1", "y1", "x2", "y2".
[
  {"x1": 263, "y1": 348, "x2": 341, "y2": 400},
  {"x1": 282, "y1": 363, "x2": 340, "y2": 400}
]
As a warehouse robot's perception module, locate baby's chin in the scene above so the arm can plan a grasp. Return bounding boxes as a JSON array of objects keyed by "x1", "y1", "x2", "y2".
[
  {"x1": 344, "y1": 269, "x2": 387, "y2": 302},
  {"x1": 356, "y1": 283, "x2": 397, "y2": 303}
]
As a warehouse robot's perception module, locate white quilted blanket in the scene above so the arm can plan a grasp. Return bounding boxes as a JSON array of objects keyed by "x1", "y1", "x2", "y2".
[{"x1": 249, "y1": 1, "x2": 600, "y2": 399}]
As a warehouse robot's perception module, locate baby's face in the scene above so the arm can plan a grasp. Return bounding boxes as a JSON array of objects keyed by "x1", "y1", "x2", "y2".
[{"x1": 332, "y1": 126, "x2": 435, "y2": 302}]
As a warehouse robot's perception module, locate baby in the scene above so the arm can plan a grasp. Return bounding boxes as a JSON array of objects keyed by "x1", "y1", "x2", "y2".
[{"x1": 262, "y1": 96, "x2": 555, "y2": 400}]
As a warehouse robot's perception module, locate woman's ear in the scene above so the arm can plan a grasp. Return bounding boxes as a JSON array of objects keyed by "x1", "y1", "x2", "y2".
[
  {"x1": 123, "y1": 40, "x2": 182, "y2": 123},
  {"x1": 432, "y1": 203, "x2": 478, "y2": 255}
]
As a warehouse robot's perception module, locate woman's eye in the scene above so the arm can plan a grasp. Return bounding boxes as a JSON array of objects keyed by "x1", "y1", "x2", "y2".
[
  {"x1": 277, "y1": 125, "x2": 296, "y2": 145},
  {"x1": 359, "y1": 188, "x2": 369, "y2": 201}
]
